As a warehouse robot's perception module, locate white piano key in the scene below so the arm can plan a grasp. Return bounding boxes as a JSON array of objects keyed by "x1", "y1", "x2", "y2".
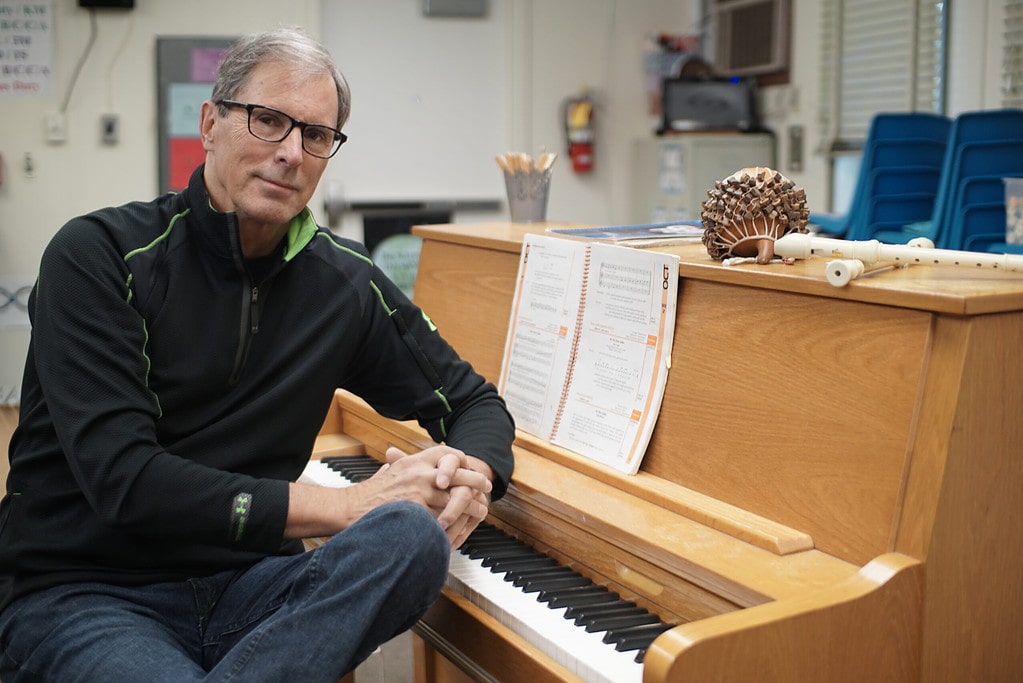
[
  {"x1": 302, "y1": 458, "x2": 645, "y2": 683},
  {"x1": 447, "y1": 550, "x2": 643, "y2": 683},
  {"x1": 299, "y1": 458, "x2": 356, "y2": 488}
]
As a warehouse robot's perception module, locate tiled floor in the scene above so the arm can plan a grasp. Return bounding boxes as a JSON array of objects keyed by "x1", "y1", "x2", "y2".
[{"x1": 354, "y1": 631, "x2": 414, "y2": 682}]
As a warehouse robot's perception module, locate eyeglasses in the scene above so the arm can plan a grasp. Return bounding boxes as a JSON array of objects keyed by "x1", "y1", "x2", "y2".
[{"x1": 216, "y1": 100, "x2": 348, "y2": 159}]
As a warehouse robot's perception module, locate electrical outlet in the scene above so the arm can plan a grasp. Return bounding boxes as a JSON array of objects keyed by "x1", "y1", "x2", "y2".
[
  {"x1": 45, "y1": 112, "x2": 67, "y2": 144},
  {"x1": 101, "y1": 114, "x2": 119, "y2": 145}
]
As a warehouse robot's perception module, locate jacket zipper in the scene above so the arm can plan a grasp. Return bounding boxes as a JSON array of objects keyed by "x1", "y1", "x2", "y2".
[
  {"x1": 249, "y1": 285, "x2": 261, "y2": 334},
  {"x1": 228, "y1": 216, "x2": 256, "y2": 386},
  {"x1": 226, "y1": 215, "x2": 284, "y2": 385}
]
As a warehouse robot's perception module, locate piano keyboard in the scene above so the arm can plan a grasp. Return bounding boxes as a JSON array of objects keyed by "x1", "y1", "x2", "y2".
[{"x1": 301, "y1": 456, "x2": 674, "y2": 683}]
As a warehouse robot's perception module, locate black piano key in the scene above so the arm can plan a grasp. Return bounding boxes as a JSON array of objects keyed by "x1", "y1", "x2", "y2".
[
  {"x1": 584, "y1": 611, "x2": 661, "y2": 633},
  {"x1": 462, "y1": 527, "x2": 508, "y2": 543},
  {"x1": 321, "y1": 455, "x2": 378, "y2": 467},
  {"x1": 461, "y1": 541, "x2": 530, "y2": 556},
  {"x1": 531, "y1": 580, "x2": 601, "y2": 601},
  {"x1": 321, "y1": 455, "x2": 383, "y2": 482},
  {"x1": 463, "y1": 537, "x2": 528, "y2": 552},
  {"x1": 521, "y1": 574, "x2": 590, "y2": 594},
  {"x1": 510, "y1": 567, "x2": 578, "y2": 587},
  {"x1": 547, "y1": 588, "x2": 621, "y2": 609},
  {"x1": 564, "y1": 599, "x2": 639, "y2": 621},
  {"x1": 461, "y1": 536, "x2": 516, "y2": 547},
  {"x1": 441, "y1": 510, "x2": 678, "y2": 664},
  {"x1": 462, "y1": 531, "x2": 519, "y2": 544},
  {"x1": 576, "y1": 605, "x2": 651, "y2": 629},
  {"x1": 490, "y1": 556, "x2": 559, "y2": 574},
  {"x1": 482, "y1": 554, "x2": 545, "y2": 570},
  {"x1": 468, "y1": 528, "x2": 507, "y2": 540},
  {"x1": 330, "y1": 460, "x2": 379, "y2": 470},
  {"x1": 461, "y1": 536, "x2": 523, "y2": 551},
  {"x1": 459, "y1": 541, "x2": 517, "y2": 556},
  {"x1": 322, "y1": 455, "x2": 378, "y2": 466},
  {"x1": 606, "y1": 622, "x2": 674, "y2": 652},
  {"x1": 470, "y1": 545, "x2": 537, "y2": 562}
]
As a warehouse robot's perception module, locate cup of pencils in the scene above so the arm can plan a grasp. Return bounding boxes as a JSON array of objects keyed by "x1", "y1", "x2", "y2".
[{"x1": 496, "y1": 151, "x2": 557, "y2": 222}]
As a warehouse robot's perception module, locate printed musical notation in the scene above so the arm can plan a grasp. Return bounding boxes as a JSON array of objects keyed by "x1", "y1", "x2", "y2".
[{"x1": 498, "y1": 234, "x2": 679, "y2": 474}]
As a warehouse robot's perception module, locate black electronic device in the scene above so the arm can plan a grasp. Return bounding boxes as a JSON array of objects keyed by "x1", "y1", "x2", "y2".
[
  {"x1": 659, "y1": 78, "x2": 758, "y2": 133},
  {"x1": 78, "y1": 0, "x2": 134, "y2": 8}
]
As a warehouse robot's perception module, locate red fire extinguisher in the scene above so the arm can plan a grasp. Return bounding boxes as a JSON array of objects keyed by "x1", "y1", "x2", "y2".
[{"x1": 562, "y1": 90, "x2": 595, "y2": 173}]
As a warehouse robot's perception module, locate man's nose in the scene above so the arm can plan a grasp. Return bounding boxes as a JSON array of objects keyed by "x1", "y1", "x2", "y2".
[{"x1": 276, "y1": 127, "x2": 306, "y2": 162}]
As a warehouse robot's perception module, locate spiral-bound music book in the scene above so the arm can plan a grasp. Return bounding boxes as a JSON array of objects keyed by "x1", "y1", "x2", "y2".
[{"x1": 497, "y1": 234, "x2": 680, "y2": 474}]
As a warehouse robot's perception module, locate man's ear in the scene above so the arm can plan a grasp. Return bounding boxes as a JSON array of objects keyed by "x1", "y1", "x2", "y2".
[{"x1": 199, "y1": 100, "x2": 217, "y2": 151}]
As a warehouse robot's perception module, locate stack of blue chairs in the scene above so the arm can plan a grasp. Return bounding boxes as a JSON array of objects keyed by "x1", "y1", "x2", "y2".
[
  {"x1": 870, "y1": 108, "x2": 1023, "y2": 251},
  {"x1": 810, "y1": 112, "x2": 951, "y2": 239}
]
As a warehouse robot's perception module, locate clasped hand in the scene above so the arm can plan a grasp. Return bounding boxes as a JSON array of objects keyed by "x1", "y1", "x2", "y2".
[{"x1": 371, "y1": 445, "x2": 492, "y2": 548}]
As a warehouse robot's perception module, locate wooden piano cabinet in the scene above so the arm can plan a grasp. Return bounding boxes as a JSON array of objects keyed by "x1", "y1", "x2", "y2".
[
  {"x1": 644, "y1": 553, "x2": 923, "y2": 682},
  {"x1": 361, "y1": 221, "x2": 1023, "y2": 682}
]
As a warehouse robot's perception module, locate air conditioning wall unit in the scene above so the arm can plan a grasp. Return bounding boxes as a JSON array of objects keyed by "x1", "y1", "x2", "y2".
[{"x1": 713, "y1": 0, "x2": 790, "y2": 76}]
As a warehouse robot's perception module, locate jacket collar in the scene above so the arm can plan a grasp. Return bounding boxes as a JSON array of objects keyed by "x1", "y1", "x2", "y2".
[{"x1": 182, "y1": 164, "x2": 319, "y2": 263}]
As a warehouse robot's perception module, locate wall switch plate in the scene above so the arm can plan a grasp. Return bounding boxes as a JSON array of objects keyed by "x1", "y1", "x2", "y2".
[
  {"x1": 101, "y1": 114, "x2": 119, "y2": 145},
  {"x1": 45, "y1": 112, "x2": 67, "y2": 144}
]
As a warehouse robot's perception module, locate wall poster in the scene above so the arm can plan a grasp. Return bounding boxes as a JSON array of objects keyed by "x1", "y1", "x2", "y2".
[{"x1": 156, "y1": 37, "x2": 234, "y2": 193}]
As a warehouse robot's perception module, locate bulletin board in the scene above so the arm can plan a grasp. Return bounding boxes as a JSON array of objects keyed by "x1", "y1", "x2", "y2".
[{"x1": 156, "y1": 37, "x2": 235, "y2": 193}]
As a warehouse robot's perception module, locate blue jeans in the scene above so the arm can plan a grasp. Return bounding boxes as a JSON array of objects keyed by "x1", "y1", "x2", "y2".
[{"x1": 0, "y1": 501, "x2": 449, "y2": 682}]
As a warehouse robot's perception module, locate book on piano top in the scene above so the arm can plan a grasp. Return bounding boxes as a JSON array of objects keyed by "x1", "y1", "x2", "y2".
[
  {"x1": 497, "y1": 233, "x2": 680, "y2": 475},
  {"x1": 546, "y1": 221, "x2": 705, "y2": 248}
]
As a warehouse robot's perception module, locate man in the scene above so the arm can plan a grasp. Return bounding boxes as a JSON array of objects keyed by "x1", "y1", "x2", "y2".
[{"x1": 0, "y1": 27, "x2": 514, "y2": 682}]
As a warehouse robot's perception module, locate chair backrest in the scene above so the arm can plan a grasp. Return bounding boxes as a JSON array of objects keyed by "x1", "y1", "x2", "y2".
[
  {"x1": 956, "y1": 203, "x2": 1008, "y2": 251},
  {"x1": 868, "y1": 109, "x2": 1023, "y2": 247},
  {"x1": 935, "y1": 123, "x2": 1023, "y2": 249},
  {"x1": 944, "y1": 175, "x2": 1019, "y2": 251},
  {"x1": 868, "y1": 112, "x2": 955, "y2": 143},
  {"x1": 949, "y1": 108, "x2": 1023, "y2": 145},
  {"x1": 940, "y1": 160, "x2": 1023, "y2": 251},
  {"x1": 841, "y1": 112, "x2": 952, "y2": 240}
]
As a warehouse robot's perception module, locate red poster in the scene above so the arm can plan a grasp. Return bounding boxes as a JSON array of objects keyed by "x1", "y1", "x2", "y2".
[{"x1": 168, "y1": 137, "x2": 206, "y2": 191}]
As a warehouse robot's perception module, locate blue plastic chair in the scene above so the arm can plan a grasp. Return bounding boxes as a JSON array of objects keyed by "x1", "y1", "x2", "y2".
[
  {"x1": 937, "y1": 143, "x2": 1023, "y2": 249},
  {"x1": 809, "y1": 112, "x2": 951, "y2": 238},
  {"x1": 956, "y1": 174, "x2": 1009, "y2": 205},
  {"x1": 869, "y1": 109, "x2": 1023, "y2": 246},
  {"x1": 954, "y1": 203, "x2": 1007, "y2": 251},
  {"x1": 847, "y1": 145, "x2": 949, "y2": 241},
  {"x1": 949, "y1": 108, "x2": 1023, "y2": 145},
  {"x1": 940, "y1": 176, "x2": 1023, "y2": 253}
]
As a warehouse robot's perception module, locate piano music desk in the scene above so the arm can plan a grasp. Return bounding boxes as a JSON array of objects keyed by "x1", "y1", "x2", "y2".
[{"x1": 314, "y1": 222, "x2": 1023, "y2": 682}]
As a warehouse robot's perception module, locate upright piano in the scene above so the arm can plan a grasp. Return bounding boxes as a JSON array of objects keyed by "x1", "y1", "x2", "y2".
[{"x1": 314, "y1": 222, "x2": 1023, "y2": 682}]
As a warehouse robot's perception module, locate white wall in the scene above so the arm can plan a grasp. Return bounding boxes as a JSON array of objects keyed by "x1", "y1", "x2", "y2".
[
  {"x1": 0, "y1": 0, "x2": 321, "y2": 391},
  {"x1": 0, "y1": 0, "x2": 1007, "y2": 391}
]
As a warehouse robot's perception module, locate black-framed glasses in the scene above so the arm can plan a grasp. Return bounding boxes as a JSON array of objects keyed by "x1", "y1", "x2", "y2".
[{"x1": 217, "y1": 100, "x2": 348, "y2": 159}]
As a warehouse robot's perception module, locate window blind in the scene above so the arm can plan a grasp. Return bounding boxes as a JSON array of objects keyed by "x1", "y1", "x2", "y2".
[
  {"x1": 819, "y1": 0, "x2": 946, "y2": 148},
  {"x1": 1004, "y1": 0, "x2": 1023, "y2": 107}
]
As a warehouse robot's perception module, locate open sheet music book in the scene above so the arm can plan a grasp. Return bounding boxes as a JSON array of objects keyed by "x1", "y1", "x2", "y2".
[{"x1": 498, "y1": 234, "x2": 680, "y2": 474}]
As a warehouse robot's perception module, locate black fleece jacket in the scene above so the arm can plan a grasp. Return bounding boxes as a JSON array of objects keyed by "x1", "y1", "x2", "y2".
[{"x1": 0, "y1": 166, "x2": 514, "y2": 608}]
